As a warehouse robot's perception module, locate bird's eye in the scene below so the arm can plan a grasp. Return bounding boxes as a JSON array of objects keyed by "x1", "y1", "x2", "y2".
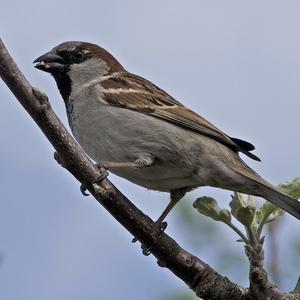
[{"x1": 73, "y1": 51, "x2": 84, "y2": 61}]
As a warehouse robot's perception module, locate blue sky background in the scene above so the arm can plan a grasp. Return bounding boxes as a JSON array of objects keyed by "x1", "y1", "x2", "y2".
[{"x1": 1, "y1": 1, "x2": 300, "y2": 299}]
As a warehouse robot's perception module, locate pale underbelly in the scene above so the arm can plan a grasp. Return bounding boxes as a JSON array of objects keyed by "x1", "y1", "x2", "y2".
[
  {"x1": 110, "y1": 165, "x2": 199, "y2": 191},
  {"x1": 70, "y1": 103, "x2": 235, "y2": 191}
]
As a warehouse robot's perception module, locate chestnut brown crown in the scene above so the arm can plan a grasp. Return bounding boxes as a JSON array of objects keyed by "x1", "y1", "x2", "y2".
[{"x1": 34, "y1": 41, "x2": 125, "y2": 74}]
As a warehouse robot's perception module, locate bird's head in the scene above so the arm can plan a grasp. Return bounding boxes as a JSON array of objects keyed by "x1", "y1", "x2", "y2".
[{"x1": 34, "y1": 41, "x2": 125, "y2": 100}]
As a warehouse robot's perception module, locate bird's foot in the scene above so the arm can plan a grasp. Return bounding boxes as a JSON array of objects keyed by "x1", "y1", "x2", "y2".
[
  {"x1": 132, "y1": 221, "x2": 168, "y2": 256},
  {"x1": 80, "y1": 162, "x2": 109, "y2": 196},
  {"x1": 94, "y1": 162, "x2": 110, "y2": 181},
  {"x1": 80, "y1": 184, "x2": 90, "y2": 196}
]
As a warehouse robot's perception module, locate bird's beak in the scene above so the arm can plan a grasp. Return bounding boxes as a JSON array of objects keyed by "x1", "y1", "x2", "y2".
[{"x1": 33, "y1": 51, "x2": 65, "y2": 73}]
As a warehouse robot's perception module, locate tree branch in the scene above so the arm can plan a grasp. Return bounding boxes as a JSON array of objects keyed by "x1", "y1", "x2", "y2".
[{"x1": 0, "y1": 38, "x2": 295, "y2": 299}]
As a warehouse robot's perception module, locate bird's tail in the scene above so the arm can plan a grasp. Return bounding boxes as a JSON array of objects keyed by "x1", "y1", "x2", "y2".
[
  {"x1": 228, "y1": 165, "x2": 300, "y2": 220},
  {"x1": 255, "y1": 184, "x2": 300, "y2": 220}
]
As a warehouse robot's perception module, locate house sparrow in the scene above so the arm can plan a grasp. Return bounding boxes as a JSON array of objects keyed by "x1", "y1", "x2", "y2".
[{"x1": 34, "y1": 41, "x2": 300, "y2": 224}]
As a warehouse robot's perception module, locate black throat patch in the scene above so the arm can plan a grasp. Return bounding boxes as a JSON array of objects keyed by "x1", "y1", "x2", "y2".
[
  {"x1": 52, "y1": 72, "x2": 75, "y2": 129},
  {"x1": 53, "y1": 72, "x2": 72, "y2": 103}
]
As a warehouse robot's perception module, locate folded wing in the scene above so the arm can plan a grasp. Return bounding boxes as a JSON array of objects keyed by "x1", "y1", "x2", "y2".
[{"x1": 101, "y1": 73, "x2": 260, "y2": 161}]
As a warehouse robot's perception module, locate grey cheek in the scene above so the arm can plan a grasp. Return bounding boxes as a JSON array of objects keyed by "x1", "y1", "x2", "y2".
[{"x1": 68, "y1": 57, "x2": 109, "y2": 87}]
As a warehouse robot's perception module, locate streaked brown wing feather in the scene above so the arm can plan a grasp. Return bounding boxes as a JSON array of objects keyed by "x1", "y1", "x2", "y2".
[
  {"x1": 152, "y1": 106, "x2": 231, "y2": 139},
  {"x1": 101, "y1": 72, "x2": 260, "y2": 161}
]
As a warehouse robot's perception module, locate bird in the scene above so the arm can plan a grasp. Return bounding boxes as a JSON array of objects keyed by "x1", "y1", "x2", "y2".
[{"x1": 33, "y1": 41, "x2": 300, "y2": 225}]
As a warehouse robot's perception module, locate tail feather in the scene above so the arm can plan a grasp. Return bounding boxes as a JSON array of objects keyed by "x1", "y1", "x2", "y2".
[
  {"x1": 257, "y1": 185, "x2": 300, "y2": 220},
  {"x1": 227, "y1": 164, "x2": 300, "y2": 220}
]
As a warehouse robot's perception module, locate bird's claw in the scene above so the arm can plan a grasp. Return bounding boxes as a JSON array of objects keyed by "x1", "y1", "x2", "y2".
[
  {"x1": 80, "y1": 182, "x2": 112, "y2": 198},
  {"x1": 80, "y1": 163, "x2": 109, "y2": 196},
  {"x1": 142, "y1": 244, "x2": 152, "y2": 256},
  {"x1": 157, "y1": 221, "x2": 168, "y2": 233},
  {"x1": 80, "y1": 184, "x2": 90, "y2": 196},
  {"x1": 95, "y1": 163, "x2": 109, "y2": 181},
  {"x1": 132, "y1": 221, "x2": 168, "y2": 256}
]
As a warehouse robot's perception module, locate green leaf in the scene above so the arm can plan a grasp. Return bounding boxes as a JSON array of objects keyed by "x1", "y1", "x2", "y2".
[
  {"x1": 193, "y1": 197, "x2": 231, "y2": 223},
  {"x1": 236, "y1": 206, "x2": 256, "y2": 227},
  {"x1": 261, "y1": 201, "x2": 277, "y2": 216},
  {"x1": 229, "y1": 192, "x2": 245, "y2": 219},
  {"x1": 219, "y1": 209, "x2": 232, "y2": 223},
  {"x1": 278, "y1": 177, "x2": 300, "y2": 199},
  {"x1": 229, "y1": 192, "x2": 256, "y2": 226},
  {"x1": 246, "y1": 195, "x2": 256, "y2": 209},
  {"x1": 255, "y1": 210, "x2": 264, "y2": 224},
  {"x1": 261, "y1": 201, "x2": 284, "y2": 223},
  {"x1": 257, "y1": 177, "x2": 300, "y2": 225}
]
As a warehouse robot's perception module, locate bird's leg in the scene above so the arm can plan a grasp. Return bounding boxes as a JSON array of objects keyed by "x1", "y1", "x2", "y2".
[
  {"x1": 97, "y1": 155, "x2": 154, "y2": 169},
  {"x1": 138, "y1": 188, "x2": 187, "y2": 256},
  {"x1": 81, "y1": 155, "x2": 154, "y2": 196},
  {"x1": 155, "y1": 188, "x2": 187, "y2": 226}
]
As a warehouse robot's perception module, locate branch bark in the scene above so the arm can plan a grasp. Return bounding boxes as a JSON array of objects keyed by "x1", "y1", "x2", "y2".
[{"x1": 0, "y1": 38, "x2": 297, "y2": 300}]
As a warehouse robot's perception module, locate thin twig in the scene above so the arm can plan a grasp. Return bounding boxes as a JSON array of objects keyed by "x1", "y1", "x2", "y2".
[
  {"x1": 256, "y1": 214, "x2": 269, "y2": 238},
  {"x1": 226, "y1": 221, "x2": 249, "y2": 244}
]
